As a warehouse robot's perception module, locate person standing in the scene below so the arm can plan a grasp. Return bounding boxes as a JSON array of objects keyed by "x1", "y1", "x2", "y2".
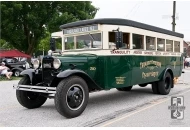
[
  {"x1": 0, "y1": 62, "x2": 13, "y2": 79},
  {"x1": 185, "y1": 57, "x2": 190, "y2": 68}
]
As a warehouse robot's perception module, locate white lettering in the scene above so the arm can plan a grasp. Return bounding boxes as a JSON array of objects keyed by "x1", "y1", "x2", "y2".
[{"x1": 64, "y1": 25, "x2": 98, "y2": 34}]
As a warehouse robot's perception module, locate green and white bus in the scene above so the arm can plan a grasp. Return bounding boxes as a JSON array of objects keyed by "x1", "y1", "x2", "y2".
[{"x1": 14, "y1": 18, "x2": 184, "y2": 118}]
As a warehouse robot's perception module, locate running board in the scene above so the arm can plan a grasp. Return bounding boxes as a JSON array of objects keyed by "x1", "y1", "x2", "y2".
[{"x1": 13, "y1": 84, "x2": 56, "y2": 94}]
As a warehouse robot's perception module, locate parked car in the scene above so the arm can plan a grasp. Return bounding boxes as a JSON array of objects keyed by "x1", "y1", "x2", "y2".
[{"x1": 1, "y1": 57, "x2": 30, "y2": 77}]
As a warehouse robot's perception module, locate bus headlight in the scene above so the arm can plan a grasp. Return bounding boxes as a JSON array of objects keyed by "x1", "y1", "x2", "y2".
[
  {"x1": 53, "y1": 59, "x2": 61, "y2": 69},
  {"x1": 33, "y1": 59, "x2": 40, "y2": 69}
]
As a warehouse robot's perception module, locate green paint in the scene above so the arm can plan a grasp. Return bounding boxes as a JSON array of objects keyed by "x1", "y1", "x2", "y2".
[{"x1": 55, "y1": 53, "x2": 182, "y2": 90}]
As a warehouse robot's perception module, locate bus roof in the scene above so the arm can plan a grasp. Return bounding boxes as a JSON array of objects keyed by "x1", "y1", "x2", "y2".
[{"x1": 60, "y1": 18, "x2": 184, "y2": 38}]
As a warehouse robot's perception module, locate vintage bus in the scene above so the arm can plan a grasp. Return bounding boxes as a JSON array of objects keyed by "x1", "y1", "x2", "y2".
[{"x1": 14, "y1": 18, "x2": 184, "y2": 118}]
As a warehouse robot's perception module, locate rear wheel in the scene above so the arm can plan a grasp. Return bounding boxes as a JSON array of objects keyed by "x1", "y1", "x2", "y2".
[
  {"x1": 16, "y1": 76, "x2": 47, "y2": 109},
  {"x1": 152, "y1": 82, "x2": 160, "y2": 94},
  {"x1": 158, "y1": 72, "x2": 172, "y2": 95},
  {"x1": 116, "y1": 86, "x2": 133, "y2": 91},
  {"x1": 55, "y1": 76, "x2": 89, "y2": 118},
  {"x1": 139, "y1": 83, "x2": 147, "y2": 87}
]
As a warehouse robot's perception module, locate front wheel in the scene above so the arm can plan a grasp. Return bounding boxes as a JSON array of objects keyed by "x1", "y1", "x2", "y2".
[
  {"x1": 16, "y1": 76, "x2": 47, "y2": 109},
  {"x1": 14, "y1": 70, "x2": 21, "y2": 77},
  {"x1": 55, "y1": 76, "x2": 89, "y2": 118}
]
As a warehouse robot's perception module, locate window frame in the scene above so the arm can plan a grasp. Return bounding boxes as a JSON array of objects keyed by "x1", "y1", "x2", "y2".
[{"x1": 64, "y1": 31, "x2": 103, "y2": 51}]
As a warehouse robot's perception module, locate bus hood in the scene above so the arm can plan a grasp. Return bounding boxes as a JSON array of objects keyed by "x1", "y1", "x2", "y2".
[{"x1": 54, "y1": 53, "x2": 98, "y2": 71}]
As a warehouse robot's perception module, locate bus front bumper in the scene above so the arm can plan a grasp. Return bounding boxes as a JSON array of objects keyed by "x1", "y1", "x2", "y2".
[{"x1": 13, "y1": 84, "x2": 56, "y2": 94}]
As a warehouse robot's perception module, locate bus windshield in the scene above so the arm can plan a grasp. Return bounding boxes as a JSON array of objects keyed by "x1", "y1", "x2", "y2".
[{"x1": 65, "y1": 33, "x2": 102, "y2": 50}]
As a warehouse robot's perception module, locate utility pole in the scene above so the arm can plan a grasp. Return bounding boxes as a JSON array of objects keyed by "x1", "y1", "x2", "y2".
[{"x1": 172, "y1": 1, "x2": 176, "y2": 32}]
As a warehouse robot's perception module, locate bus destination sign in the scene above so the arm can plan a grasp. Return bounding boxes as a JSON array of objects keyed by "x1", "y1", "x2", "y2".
[{"x1": 63, "y1": 25, "x2": 98, "y2": 34}]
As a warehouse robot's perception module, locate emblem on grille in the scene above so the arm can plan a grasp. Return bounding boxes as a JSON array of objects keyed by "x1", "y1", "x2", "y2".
[{"x1": 43, "y1": 63, "x2": 51, "y2": 68}]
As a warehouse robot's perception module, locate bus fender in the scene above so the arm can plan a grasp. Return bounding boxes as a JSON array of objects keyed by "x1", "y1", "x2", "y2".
[
  {"x1": 162, "y1": 68, "x2": 174, "y2": 80},
  {"x1": 57, "y1": 69, "x2": 102, "y2": 90},
  {"x1": 20, "y1": 69, "x2": 35, "y2": 83}
]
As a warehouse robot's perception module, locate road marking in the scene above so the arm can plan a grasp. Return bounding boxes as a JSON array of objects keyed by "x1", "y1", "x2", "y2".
[
  {"x1": 0, "y1": 105, "x2": 20, "y2": 111},
  {"x1": 101, "y1": 89, "x2": 190, "y2": 127}
]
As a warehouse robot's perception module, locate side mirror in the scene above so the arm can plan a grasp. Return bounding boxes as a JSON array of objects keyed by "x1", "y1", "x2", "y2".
[
  {"x1": 115, "y1": 31, "x2": 123, "y2": 49},
  {"x1": 50, "y1": 38, "x2": 56, "y2": 51}
]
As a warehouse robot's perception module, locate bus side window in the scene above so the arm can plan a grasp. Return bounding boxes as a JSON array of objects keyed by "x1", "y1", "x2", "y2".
[
  {"x1": 146, "y1": 36, "x2": 155, "y2": 50},
  {"x1": 166, "y1": 40, "x2": 173, "y2": 52},
  {"x1": 133, "y1": 34, "x2": 144, "y2": 49},
  {"x1": 109, "y1": 32, "x2": 130, "y2": 49},
  {"x1": 122, "y1": 33, "x2": 130, "y2": 49},
  {"x1": 174, "y1": 41, "x2": 180, "y2": 52},
  {"x1": 157, "y1": 38, "x2": 165, "y2": 51},
  {"x1": 109, "y1": 32, "x2": 116, "y2": 49}
]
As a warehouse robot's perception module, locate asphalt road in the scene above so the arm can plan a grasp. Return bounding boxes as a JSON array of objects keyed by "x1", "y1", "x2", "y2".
[
  {"x1": 0, "y1": 69, "x2": 190, "y2": 127},
  {"x1": 99, "y1": 89, "x2": 190, "y2": 127}
]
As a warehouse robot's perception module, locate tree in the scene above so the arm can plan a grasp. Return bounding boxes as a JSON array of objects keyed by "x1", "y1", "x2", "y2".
[
  {"x1": 47, "y1": 2, "x2": 98, "y2": 33},
  {"x1": 0, "y1": 39, "x2": 14, "y2": 50},
  {"x1": 1, "y1": 1, "x2": 98, "y2": 55},
  {"x1": 36, "y1": 31, "x2": 62, "y2": 55}
]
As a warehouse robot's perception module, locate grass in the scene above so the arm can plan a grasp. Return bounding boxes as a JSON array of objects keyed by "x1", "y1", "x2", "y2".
[{"x1": 0, "y1": 76, "x2": 22, "y2": 81}]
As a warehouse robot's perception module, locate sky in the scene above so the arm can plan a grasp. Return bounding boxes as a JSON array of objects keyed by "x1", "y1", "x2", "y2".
[{"x1": 92, "y1": 0, "x2": 190, "y2": 41}]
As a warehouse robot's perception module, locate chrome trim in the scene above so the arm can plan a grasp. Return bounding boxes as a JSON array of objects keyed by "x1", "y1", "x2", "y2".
[
  {"x1": 33, "y1": 59, "x2": 40, "y2": 69},
  {"x1": 48, "y1": 94, "x2": 55, "y2": 97},
  {"x1": 13, "y1": 84, "x2": 56, "y2": 94}
]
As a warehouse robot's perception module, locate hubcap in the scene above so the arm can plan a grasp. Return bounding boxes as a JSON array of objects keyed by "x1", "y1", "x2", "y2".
[
  {"x1": 66, "y1": 84, "x2": 84, "y2": 110},
  {"x1": 15, "y1": 71, "x2": 20, "y2": 77}
]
